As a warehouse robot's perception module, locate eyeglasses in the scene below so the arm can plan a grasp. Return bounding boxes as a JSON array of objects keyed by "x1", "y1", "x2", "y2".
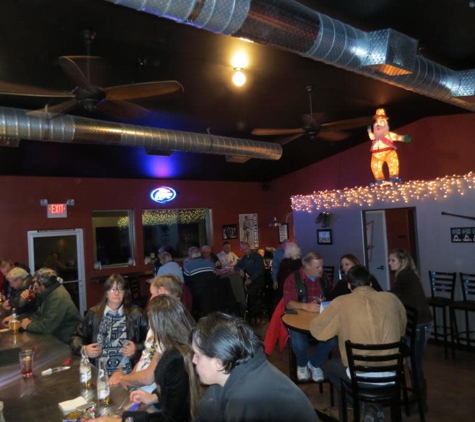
[{"x1": 108, "y1": 288, "x2": 125, "y2": 293}]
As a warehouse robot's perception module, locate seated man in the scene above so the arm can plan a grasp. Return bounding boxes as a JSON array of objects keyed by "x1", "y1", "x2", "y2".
[
  {"x1": 5, "y1": 267, "x2": 40, "y2": 316},
  {"x1": 217, "y1": 241, "x2": 239, "y2": 268},
  {"x1": 283, "y1": 251, "x2": 335, "y2": 382},
  {"x1": 201, "y1": 245, "x2": 222, "y2": 268},
  {"x1": 3, "y1": 267, "x2": 82, "y2": 344},
  {"x1": 233, "y1": 242, "x2": 265, "y2": 314},
  {"x1": 109, "y1": 274, "x2": 183, "y2": 392},
  {"x1": 183, "y1": 246, "x2": 216, "y2": 317},
  {"x1": 310, "y1": 265, "x2": 407, "y2": 420},
  {"x1": 192, "y1": 312, "x2": 318, "y2": 422}
]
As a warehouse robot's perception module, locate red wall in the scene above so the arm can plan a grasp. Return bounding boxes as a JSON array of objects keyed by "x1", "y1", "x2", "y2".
[{"x1": 0, "y1": 177, "x2": 293, "y2": 306}]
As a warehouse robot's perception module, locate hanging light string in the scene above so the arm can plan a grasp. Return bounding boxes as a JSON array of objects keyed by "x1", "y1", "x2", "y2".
[{"x1": 291, "y1": 172, "x2": 475, "y2": 212}]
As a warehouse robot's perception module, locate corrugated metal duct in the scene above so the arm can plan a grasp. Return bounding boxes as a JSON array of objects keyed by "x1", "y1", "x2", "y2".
[
  {"x1": 0, "y1": 107, "x2": 282, "y2": 161},
  {"x1": 104, "y1": 0, "x2": 475, "y2": 112}
]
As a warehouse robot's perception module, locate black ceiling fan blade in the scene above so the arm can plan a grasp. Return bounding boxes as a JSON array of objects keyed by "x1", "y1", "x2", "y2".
[
  {"x1": 27, "y1": 99, "x2": 79, "y2": 119},
  {"x1": 59, "y1": 56, "x2": 99, "y2": 92},
  {"x1": 320, "y1": 116, "x2": 374, "y2": 132},
  {"x1": 98, "y1": 99, "x2": 151, "y2": 119},
  {"x1": 105, "y1": 81, "x2": 184, "y2": 101},
  {"x1": 276, "y1": 132, "x2": 304, "y2": 145},
  {"x1": 0, "y1": 81, "x2": 72, "y2": 98},
  {"x1": 318, "y1": 131, "x2": 351, "y2": 142},
  {"x1": 252, "y1": 128, "x2": 305, "y2": 136}
]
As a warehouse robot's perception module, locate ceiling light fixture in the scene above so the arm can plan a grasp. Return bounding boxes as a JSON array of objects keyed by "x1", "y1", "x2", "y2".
[{"x1": 232, "y1": 68, "x2": 246, "y2": 87}]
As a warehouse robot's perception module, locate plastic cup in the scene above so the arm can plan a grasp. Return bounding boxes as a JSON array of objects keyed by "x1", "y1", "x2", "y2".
[
  {"x1": 19, "y1": 349, "x2": 34, "y2": 378},
  {"x1": 10, "y1": 320, "x2": 20, "y2": 334}
]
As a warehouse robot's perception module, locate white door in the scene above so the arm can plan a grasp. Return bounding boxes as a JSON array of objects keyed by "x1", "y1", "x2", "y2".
[
  {"x1": 27, "y1": 229, "x2": 86, "y2": 315},
  {"x1": 364, "y1": 210, "x2": 390, "y2": 290}
]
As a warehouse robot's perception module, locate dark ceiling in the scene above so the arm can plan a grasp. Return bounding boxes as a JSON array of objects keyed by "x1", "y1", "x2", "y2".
[{"x1": 0, "y1": 0, "x2": 474, "y2": 182}]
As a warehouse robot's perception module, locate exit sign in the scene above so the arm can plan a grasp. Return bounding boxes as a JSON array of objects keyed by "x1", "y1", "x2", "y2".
[{"x1": 47, "y1": 203, "x2": 68, "y2": 218}]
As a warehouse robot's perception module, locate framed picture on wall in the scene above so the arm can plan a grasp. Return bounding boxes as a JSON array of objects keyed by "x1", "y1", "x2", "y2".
[
  {"x1": 222, "y1": 224, "x2": 238, "y2": 240},
  {"x1": 317, "y1": 229, "x2": 333, "y2": 245}
]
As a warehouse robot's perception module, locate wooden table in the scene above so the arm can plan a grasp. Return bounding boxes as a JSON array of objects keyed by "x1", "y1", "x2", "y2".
[
  {"x1": 0, "y1": 330, "x2": 131, "y2": 421},
  {"x1": 282, "y1": 309, "x2": 320, "y2": 332}
]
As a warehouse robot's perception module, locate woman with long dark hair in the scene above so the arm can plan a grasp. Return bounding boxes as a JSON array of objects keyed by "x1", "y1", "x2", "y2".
[
  {"x1": 71, "y1": 274, "x2": 148, "y2": 375},
  {"x1": 326, "y1": 254, "x2": 382, "y2": 300}
]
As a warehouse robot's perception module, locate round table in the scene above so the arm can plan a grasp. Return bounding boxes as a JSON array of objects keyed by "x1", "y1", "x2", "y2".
[{"x1": 282, "y1": 309, "x2": 320, "y2": 332}]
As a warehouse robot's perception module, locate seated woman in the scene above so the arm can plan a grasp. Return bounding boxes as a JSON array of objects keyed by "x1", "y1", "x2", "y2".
[
  {"x1": 70, "y1": 274, "x2": 148, "y2": 376},
  {"x1": 93, "y1": 295, "x2": 201, "y2": 422},
  {"x1": 326, "y1": 254, "x2": 382, "y2": 300}
]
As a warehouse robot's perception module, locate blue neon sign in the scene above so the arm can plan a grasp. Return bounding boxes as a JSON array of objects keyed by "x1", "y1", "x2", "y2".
[{"x1": 150, "y1": 186, "x2": 177, "y2": 203}]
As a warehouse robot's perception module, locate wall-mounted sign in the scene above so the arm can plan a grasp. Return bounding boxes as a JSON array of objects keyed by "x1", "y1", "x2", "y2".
[
  {"x1": 150, "y1": 186, "x2": 177, "y2": 204},
  {"x1": 450, "y1": 227, "x2": 475, "y2": 243},
  {"x1": 47, "y1": 203, "x2": 68, "y2": 218}
]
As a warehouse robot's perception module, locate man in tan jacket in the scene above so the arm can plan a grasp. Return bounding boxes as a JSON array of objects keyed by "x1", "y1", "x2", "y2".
[{"x1": 310, "y1": 265, "x2": 406, "y2": 421}]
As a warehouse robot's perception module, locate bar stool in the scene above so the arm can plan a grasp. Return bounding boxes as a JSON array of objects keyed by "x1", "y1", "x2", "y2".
[
  {"x1": 426, "y1": 271, "x2": 456, "y2": 358},
  {"x1": 449, "y1": 273, "x2": 475, "y2": 353}
]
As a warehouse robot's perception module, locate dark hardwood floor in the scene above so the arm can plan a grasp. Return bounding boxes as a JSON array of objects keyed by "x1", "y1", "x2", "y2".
[{"x1": 253, "y1": 321, "x2": 475, "y2": 421}]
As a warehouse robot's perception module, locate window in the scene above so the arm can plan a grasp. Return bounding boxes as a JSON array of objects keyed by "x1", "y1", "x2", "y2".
[
  {"x1": 142, "y1": 208, "x2": 212, "y2": 259},
  {"x1": 92, "y1": 210, "x2": 135, "y2": 267}
]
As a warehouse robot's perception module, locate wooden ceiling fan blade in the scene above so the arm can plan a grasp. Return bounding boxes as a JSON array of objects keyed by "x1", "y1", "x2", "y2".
[
  {"x1": 0, "y1": 81, "x2": 72, "y2": 98},
  {"x1": 105, "y1": 81, "x2": 184, "y2": 101},
  {"x1": 277, "y1": 132, "x2": 304, "y2": 145},
  {"x1": 98, "y1": 100, "x2": 151, "y2": 119},
  {"x1": 319, "y1": 131, "x2": 351, "y2": 142},
  {"x1": 321, "y1": 116, "x2": 374, "y2": 132},
  {"x1": 59, "y1": 56, "x2": 98, "y2": 91},
  {"x1": 252, "y1": 128, "x2": 304, "y2": 136},
  {"x1": 27, "y1": 99, "x2": 79, "y2": 118}
]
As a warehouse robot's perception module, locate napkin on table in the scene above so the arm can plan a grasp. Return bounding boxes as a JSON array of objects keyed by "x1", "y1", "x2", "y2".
[{"x1": 58, "y1": 396, "x2": 87, "y2": 412}]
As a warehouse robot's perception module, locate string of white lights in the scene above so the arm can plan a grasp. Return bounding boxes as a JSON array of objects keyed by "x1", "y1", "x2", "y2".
[{"x1": 291, "y1": 172, "x2": 475, "y2": 212}]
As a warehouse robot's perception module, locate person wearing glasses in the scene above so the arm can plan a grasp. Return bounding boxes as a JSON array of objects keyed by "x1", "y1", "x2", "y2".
[
  {"x1": 2, "y1": 267, "x2": 82, "y2": 344},
  {"x1": 70, "y1": 274, "x2": 148, "y2": 375}
]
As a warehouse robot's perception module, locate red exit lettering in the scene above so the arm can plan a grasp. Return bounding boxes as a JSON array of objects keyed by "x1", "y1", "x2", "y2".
[{"x1": 49, "y1": 204, "x2": 65, "y2": 214}]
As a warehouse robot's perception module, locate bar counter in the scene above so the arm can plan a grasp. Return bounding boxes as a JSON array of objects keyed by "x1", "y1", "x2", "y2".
[{"x1": 0, "y1": 329, "x2": 129, "y2": 421}]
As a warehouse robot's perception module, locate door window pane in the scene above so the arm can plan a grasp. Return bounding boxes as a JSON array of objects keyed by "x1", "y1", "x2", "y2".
[
  {"x1": 142, "y1": 209, "x2": 211, "y2": 259},
  {"x1": 92, "y1": 210, "x2": 135, "y2": 267}
]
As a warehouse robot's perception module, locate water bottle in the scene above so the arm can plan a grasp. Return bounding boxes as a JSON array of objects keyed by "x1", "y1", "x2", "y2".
[
  {"x1": 97, "y1": 357, "x2": 110, "y2": 405},
  {"x1": 79, "y1": 347, "x2": 92, "y2": 389}
]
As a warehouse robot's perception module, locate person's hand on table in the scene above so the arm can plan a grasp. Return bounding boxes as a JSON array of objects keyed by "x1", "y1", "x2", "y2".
[
  {"x1": 305, "y1": 302, "x2": 320, "y2": 313},
  {"x1": 85, "y1": 343, "x2": 103, "y2": 358},
  {"x1": 2, "y1": 315, "x2": 11, "y2": 327},
  {"x1": 109, "y1": 368, "x2": 124, "y2": 387},
  {"x1": 273, "y1": 281, "x2": 278, "y2": 290},
  {"x1": 130, "y1": 388, "x2": 159, "y2": 405},
  {"x1": 244, "y1": 278, "x2": 252, "y2": 286},
  {"x1": 21, "y1": 317, "x2": 31, "y2": 329},
  {"x1": 121, "y1": 340, "x2": 136, "y2": 358}
]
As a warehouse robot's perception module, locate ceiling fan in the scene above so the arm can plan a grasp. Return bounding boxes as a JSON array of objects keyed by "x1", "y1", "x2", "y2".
[
  {"x1": 0, "y1": 30, "x2": 184, "y2": 119},
  {"x1": 251, "y1": 85, "x2": 373, "y2": 145}
]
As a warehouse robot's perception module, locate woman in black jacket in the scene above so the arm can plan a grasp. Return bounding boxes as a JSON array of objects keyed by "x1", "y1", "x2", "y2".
[
  {"x1": 389, "y1": 249, "x2": 433, "y2": 388},
  {"x1": 70, "y1": 274, "x2": 148, "y2": 375}
]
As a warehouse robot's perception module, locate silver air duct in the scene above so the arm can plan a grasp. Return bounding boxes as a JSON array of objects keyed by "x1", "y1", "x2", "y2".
[
  {"x1": 104, "y1": 0, "x2": 475, "y2": 112},
  {"x1": 0, "y1": 107, "x2": 282, "y2": 162}
]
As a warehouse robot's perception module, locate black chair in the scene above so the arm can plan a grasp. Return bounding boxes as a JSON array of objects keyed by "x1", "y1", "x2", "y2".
[
  {"x1": 401, "y1": 306, "x2": 425, "y2": 422},
  {"x1": 450, "y1": 273, "x2": 475, "y2": 353},
  {"x1": 427, "y1": 271, "x2": 456, "y2": 358},
  {"x1": 323, "y1": 266, "x2": 335, "y2": 284},
  {"x1": 127, "y1": 274, "x2": 149, "y2": 308},
  {"x1": 341, "y1": 339, "x2": 404, "y2": 422}
]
